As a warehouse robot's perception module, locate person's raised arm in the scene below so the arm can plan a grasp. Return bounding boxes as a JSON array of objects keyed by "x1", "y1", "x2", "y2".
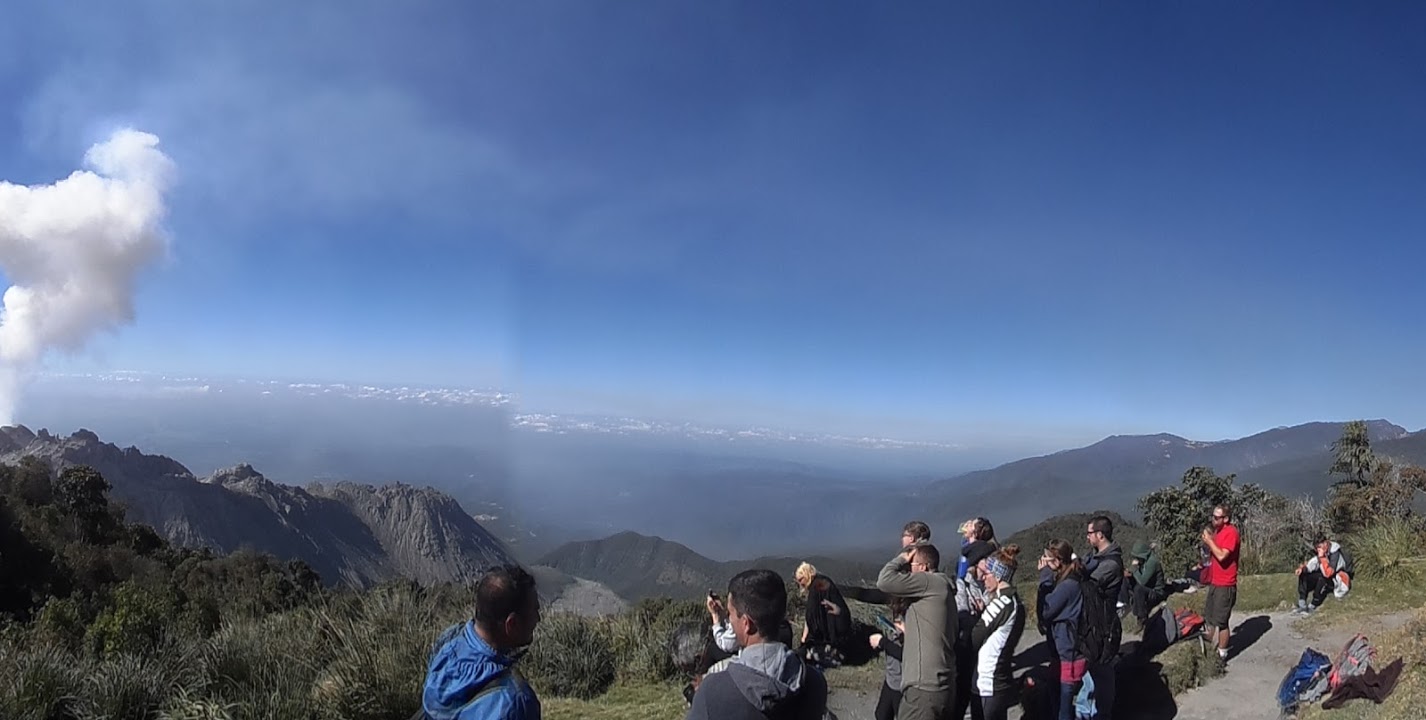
[
  {"x1": 1201, "y1": 528, "x2": 1229, "y2": 562},
  {"x1": 877, "y1": 548, "x2": 932, "y2": 597}
]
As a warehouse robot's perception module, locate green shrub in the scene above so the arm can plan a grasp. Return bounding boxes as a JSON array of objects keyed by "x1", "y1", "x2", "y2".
[
  {"x1": 308, "y1": 585, "x2": 446, "y2": 720},
  {"x1": 74, "y1": 652, "x2": 196, "y2": 720},
  {"x1": 34, "y1": 597, "x2": 86, "y2": 652},
  {"x1": 198, "y1": 613, "x2": 323, "y2": 718},
  {"x1": 0, "y1": 639, "x2": 85, "y2": 720},
  {"x1": 86, "y1": 581, "x2": 179, "y2": 658},
  {"x1": 1348, "y1": 517, "x2": 1424, "y2": 583},
  {"x1": 524, "y1": 613, "x2": 617, "y2": 700},
  {"x1": 157, "y1": 688, "x2": 238, "y2": 720},
  {"x1": 1156, "y1": 638, "x2": 1225, "y2": 695},
  {"x1": 608, "y1": 599, "x2": 706, "y2": 683}
]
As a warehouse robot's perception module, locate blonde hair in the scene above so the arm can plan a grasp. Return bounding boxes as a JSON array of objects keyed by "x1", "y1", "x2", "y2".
[{"x1": 794, "y1": 562, "x2": 817, "y2": 586}]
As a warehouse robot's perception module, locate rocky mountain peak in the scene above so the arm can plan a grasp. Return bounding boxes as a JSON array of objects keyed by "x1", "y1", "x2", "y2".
[{"x1": 0, "y1": 428, "x2": 513, "y2": 587}]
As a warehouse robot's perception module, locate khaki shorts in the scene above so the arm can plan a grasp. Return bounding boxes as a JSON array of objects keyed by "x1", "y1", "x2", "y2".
[{"x1": 1204, "y1": 584, "x2": 1237, "y2": 628}]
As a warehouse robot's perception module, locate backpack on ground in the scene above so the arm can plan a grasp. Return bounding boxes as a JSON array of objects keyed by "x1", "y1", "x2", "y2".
[
  {"x1": 1173, "y1": 608, "x2": 1205, "y2": 640},
  {"x1": 1145, "y1": 605, "x2": 1206, "y2": 653},
  {"x1": 1075, "y1": 574, "x2": 1122, "y2": 666},
  {"x1": 1276, "y1": 647, "x2": 1332, "y2": 716},
  {"x1": 1329, "y1": 633, "x2": 1375, "y2": 691}
]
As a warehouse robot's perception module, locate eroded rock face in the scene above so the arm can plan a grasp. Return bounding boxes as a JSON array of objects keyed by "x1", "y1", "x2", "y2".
[{"x1": 0, "y1": 427, "x2": 514, "y2": 588}]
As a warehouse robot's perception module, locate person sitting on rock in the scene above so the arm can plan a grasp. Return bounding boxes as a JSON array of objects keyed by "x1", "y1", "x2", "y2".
[
  {"x1": 795, "y1": 562, "x2": 853, "y2": 668},
  {"x1": 1293, "y1": 534, "x2": 1354, "y2": 615},
  {"x1": 1120, "y1": 540, "x2": 1167, "y2": 625}
]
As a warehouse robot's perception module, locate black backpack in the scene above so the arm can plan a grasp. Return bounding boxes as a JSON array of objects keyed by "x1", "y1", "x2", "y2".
[{"x1": 1075, "y1": 574, "x2": 1121, "y2": 666}]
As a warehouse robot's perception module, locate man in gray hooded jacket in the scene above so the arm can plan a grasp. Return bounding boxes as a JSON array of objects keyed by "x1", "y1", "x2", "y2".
[{"x1": 686, "y1": 568, "x2": 828, "y2": 720}]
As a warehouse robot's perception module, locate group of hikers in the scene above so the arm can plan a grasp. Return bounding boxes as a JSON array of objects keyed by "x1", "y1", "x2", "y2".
[{"x1": 412, "y1": 504, "x2": 1356, "y2": 720}]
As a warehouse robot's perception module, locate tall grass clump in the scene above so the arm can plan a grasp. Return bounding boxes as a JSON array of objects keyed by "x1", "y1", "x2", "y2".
[
  {"x1": 74, "y1": 650, "x2": 199, "y2": 720},
  {"x1": 309, "y1": 583, "x2": 453, "y2": 720},
  {"x1": 1348, "y1": 517, "x2": 1424, "y2": 583},
  {"x1": 197, "y1": 612, "x2": 323, "y2": 719},
  {"x1": 0, "y1": 639, "x2": 85, "y2": 720},
  {"x1": 157, "y1": 688, "x2": 238, "y2": 720},
  {"x1": 523, "y1": 613, "x2": 617, "y2": 699},
  {"x1": 607, "y1": 597, "x2": 706, "y2": 684}
]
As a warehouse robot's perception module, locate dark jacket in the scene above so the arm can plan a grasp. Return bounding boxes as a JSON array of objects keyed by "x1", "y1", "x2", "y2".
[
  {"x1": 1038, "y1": 567, "x2": 1082, "y2": 663},
  {"x1": 804, "y1": 574, "x2": 853, "y2": 650},
  {"x1": 686, "y1": 642, "x2": 828, "y2": 720},
  {"x1": 1084, "y1": 542, "x2": 1124, "y2": 600}
]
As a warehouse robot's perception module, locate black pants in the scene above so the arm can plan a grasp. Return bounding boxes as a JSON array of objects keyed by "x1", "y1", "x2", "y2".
[
  {"x1": 1119, "y1": 576, "x2": 1166, "y2": 624},
  {"x1": 951, "y1": 644, "x2": 982, "y2": 720},
  {"x1": 976, "y1": 692, "x2": 1014, "y2": 720},
  {"x1": 875, "y1": 682, "x2": 902, "y2": 720},
  {"x1": 1298, "y1": 571, "x2": 1333, "y2": 608}
]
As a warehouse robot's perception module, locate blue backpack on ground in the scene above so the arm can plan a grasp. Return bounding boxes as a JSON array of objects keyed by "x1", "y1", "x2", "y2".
[{"x1": 1276, "y1": 647, "x2": 1332, "y2": 717}]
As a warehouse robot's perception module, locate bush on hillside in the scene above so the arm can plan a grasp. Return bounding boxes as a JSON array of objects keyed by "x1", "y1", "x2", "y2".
[
  {"x1": 523, "y1": 613, "x2": 617, "y2": 699},
  {"x1": 199, "y1": 612, "x2": 325, "y2": 718},
  {"x1": 0, "y1": 640, "x2": 84, "y2": 720},
  {"x1": 1328, "y1": 459, "x2": 1425, "y2": 535},
  {"x1": 86, "y1": 581, "x2": 180, "y2": 658},
  {"x1": 1139, "y1": 466, "x2": 1276, "y2": 574},
  {"x1": 1237, "y1": 493, "x2": 1323, "y2": 575},
  {"x1": 607, "y1": 597, "x2": 706, "y2": 683},
  {"x1": 309, "y1": 585, "x2": 452, "y2": 720},
  {"x1": 157, "y1": 689, "x2": 239, "y2": 720},
  {"x1": 1347, "y1": 516, "x2": 1425, "y2": 584},
  {"x1": 75, "y1": 650, "x2": 201, "y2": 720}
]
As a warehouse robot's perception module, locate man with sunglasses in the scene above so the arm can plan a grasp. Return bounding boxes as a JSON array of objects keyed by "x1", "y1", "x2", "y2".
[
  {"x1": 1082, "y1": 515, "x2": 1124, "y2": 719},
  {"x1": 878, "y1": 541, "x2": 957, "y2": 720},
  {"x1": 1200, "y1": 505, "x2": 1240, "y2": 665}
]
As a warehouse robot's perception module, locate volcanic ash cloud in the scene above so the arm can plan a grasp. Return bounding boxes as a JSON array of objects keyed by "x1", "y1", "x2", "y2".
[{"x1": 0, "y1": 129, "x2": 176, "y2": 424}]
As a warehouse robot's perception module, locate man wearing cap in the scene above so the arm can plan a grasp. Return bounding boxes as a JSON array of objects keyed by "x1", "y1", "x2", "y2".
[{"x1": 1121, "y1": 540, "x2": 1167, "y2": 625}]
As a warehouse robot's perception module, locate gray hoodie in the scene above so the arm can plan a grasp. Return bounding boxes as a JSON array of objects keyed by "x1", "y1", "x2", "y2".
[{"x1": 685, "y1": 642, "x2": 828, "y2": 720}]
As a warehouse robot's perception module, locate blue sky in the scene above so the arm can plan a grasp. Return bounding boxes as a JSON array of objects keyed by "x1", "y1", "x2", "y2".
[{"x1": 1, "y1": 1, "x2": 1423, "y2": 448}]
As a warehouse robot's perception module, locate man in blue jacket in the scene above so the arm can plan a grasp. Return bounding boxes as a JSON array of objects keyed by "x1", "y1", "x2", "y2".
[{"x1": 421, "y1": 564, "x2": 543, "y2": 719}]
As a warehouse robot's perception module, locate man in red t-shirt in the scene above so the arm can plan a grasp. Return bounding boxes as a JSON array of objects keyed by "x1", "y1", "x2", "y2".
[{"x1": 1200, "y1": 504, "x2": 1240, "y2": 664}]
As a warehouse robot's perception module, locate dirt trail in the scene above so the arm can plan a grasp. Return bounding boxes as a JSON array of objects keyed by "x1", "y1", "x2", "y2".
[
  {"x1": 826, "y1": 609, "x2": 1418, "y2": 720},
  {"x1": 1165, "y1": 608, "x2": 1416, "y2": 720}
]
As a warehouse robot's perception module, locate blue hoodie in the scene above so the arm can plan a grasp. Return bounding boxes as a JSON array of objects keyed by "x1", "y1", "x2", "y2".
[
  {"x1": 421, "y1": 621, "x2": 540, "y2": 720},
  {"x1": 1038, "y1": 567, "x2": 1082, "y2": 663}
]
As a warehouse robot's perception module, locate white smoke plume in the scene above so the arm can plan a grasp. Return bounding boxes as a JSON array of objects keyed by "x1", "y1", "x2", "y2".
[{"x1": 0, "y1": 129, "x2": 175, "y2": 424}]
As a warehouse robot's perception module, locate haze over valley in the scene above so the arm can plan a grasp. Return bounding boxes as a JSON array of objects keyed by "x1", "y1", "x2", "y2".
[{"x1": 14, "y1": 371, "x2": 1423, "y2": 583}]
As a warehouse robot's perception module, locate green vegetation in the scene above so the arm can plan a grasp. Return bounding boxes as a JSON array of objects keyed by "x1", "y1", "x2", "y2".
[
  {"x1": 0, "y1": 457, "x2": 708, "y2": 718},
  {"x1": 3, "y1": 418, "x2": 1421, "y2": 719}
]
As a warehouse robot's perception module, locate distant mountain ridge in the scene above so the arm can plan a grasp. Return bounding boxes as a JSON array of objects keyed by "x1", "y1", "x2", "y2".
[
  {"x1": 0, "y1": 426, "x2": 514, "y2": 587},
  {"x1": 1237, "y1": 428, "x2": 1426, "y2": 496},
  {"x1": 537, "y1": 530, "x2": 885, "y2": 601},
  {"x1": 923, "y1": 420, "x2": 1410, "y2": 533}
]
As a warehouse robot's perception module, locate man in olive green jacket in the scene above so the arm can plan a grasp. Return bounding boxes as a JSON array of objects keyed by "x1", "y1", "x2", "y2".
[
  {"x1": 1122, "y1": 540, "x2": 1167, "y2": 625},
  {"x1": 877, "y1": 542, "x2": 957, "y2": 720}
]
